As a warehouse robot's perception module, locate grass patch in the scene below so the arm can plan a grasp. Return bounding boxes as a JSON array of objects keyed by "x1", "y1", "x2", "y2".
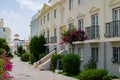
[{"x1": 59, "y1": 72, "x2": 79, "y2": 79}]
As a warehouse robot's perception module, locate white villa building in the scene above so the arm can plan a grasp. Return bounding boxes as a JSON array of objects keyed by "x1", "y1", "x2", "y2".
[
  {"x1": 0, "y1": 19, "x2": 11, "y2": 45},
  {"x1": 30, "y1": 0, "x2": 120, "y2": 77},
  {"x1": 30, "y1": 11, "x2": 41, "y2": 38},
  {"x1": 13, "y1": 34, "x2": 27, "y2": 54}
]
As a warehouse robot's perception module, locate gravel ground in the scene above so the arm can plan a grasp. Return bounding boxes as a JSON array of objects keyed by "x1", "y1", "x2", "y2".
[{"x1": 9, "y1": 56, "x2": 78, "y2": 80}]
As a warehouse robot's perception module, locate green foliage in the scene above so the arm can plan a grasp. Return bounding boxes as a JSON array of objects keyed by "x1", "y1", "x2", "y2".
[
  {"x1": 39, "y1": 53, "x2": 46, "y2": 59},
  {"x1": 29, "y1": 35, "x2": 46, "y2": 61},
  {"x1": 0, "y1": 38, "x2": 10, "y2": 52},
  {"x1": 79, "y1": 69, "x2": 108, "y2": 80},
  {"x1": 21, "y1": 52, "x2": 30, "y2": 62},
  {"x1": 62, "y1": 53, "x2": 80, "y2": 75},
  {"x1": 0, "y1": 48, "x2": 5, "y2": 55},
  {"x1": 29, "y1": 54, "x2": 36, "y2": 64},
  {"x1": 7, "y1": 52, "x2": 13, "y2": 58},
  {"x1": 102, "y1": 75, "x2": 118, "y2": 80},
  {"x1": 2, "y1": 44, "x2": 10, "y2": 52},
  {"x1": 0, "y1": 38, "x2": 6, "y2": 48},
  {"x1": 17, "y1": 45, "x2": 24, "y2": 56},
  {"x1": 84, "y1": 59, "x2": 97, "y2": 70},
  {"x1": 50, "y1": 54, "x2": 63, "y2": 70}
]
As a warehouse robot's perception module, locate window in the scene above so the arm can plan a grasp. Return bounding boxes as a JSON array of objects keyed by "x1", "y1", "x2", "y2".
[
  {"x1": 91, "y1": 47, "x2": 98, "y2": 61},
  {"x1": 69, "y1": 23, "x2": 73, "y2": 29},
  {"x1": 47, "y1": 13, "x2": 50, "y2": 21},
  {"x1": 112, "y1": 47, "x2": 120, "y2": 63},
  {"x1": 69, "y1": 48, "x2": 74, "y2": 53},
  {"x1": 78, "y1": 48, "x2": 83, "y2": 59},
  {"x1": 113, "y1": 7, "x2": 120, "y2": 21},
  {"x1": 54, "y1": 9, "x2": 57, "y2": 18},
  {"x1": 3, "y1": 28, "x2": 5, "y2": 32},
  {"x1": 47, "y1": 30, "x2": 49, "y2": 38},
  {"x1": 69, "y1": 0, "x2": 73, "y2": 10},
  {"x1": 43, "y1": 15, "x2": 46, "y2": 23},
  {"x1": 113, "y1": 7, "x2": 120, "y2": 35},
  {"x1": 54, "y1": 28, "x2": 56, "y2": 37},
  {"x1": 78, "y1": 0, "x2": 83, "y2": 4},
  {"x1": 78, "y1": 19, "x2": 83, "y2": 30},
  {"x1": 91, "y1": 14, "x2": 98, "y2": 26},
  {"x1": 91, "y1": 14, "x2": 99, "y2": 38},
  {"x1": 41, "y1": 19, "x2": 42, "y2": 25}
]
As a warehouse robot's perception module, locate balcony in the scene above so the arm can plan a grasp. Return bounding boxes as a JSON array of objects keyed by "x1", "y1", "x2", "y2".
[
  {"x1": 45, "y1": 38, "x2": 49, "y2": 44},
  {"x1": 50, "y1": 36, "x2": 57, "y2": 43},
  {"x1": 85, "y1": 25, "x2": 99, "y2": 40},
  {"x1": 105, "y1": 20, "x2": 120, "y2": 38}
]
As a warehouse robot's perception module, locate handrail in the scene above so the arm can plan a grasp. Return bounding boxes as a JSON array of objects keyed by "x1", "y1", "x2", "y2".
[
  {"x1": 40, "y1": 50, "x2": 55, "y2": 61},
  {"x1": 57, "y1": 50, "x2": 64, "y2": 54}
]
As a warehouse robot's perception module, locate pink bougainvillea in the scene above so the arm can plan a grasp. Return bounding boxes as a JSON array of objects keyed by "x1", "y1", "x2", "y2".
[
  {"x1": 0, "y1": 50, "x2": 13, "y2": 80},
  {"x1": 61, "y1": 28, "x2": 87, "y2": 45}
]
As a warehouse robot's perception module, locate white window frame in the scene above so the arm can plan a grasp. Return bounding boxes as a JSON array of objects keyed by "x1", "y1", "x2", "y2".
[
  {"x1": 113, "y1": 47, "x2": 120, "y2": 64},
  {"x1": 43, "y1": 15, "x2": 46, "y2": 23},
  {"x1": 91, "y1": 14, "x2": 98, "y2": 38},
  {"x1": 113, "y1": 7, "x2": 120, "y2": 35},
  {"x1": 91, "y1": 47, "x2": 98, "y2": 61},
  {"x1": 47, "y1": 13, "x2": 50, "y2": 21},
  {"x1": 69, "y1": 23, "x2": 74, "y2": 30},
  {"x1": 78, "y1": 19, "x2": 84, "y2": 30},
  {"x1": 54, "y1": 9, "x2": 57, "y2": 18},
  {"x1": 78, "y1": 48, "x2": 84, "y2": 60}
]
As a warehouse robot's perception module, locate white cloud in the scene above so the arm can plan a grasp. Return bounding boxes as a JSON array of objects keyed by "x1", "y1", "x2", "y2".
[{"x1": 16, "y1": 0, "x2": 42, "y2": 11}]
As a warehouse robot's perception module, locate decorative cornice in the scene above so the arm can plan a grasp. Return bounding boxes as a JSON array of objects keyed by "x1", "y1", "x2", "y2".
[
  {"x1": 68, "y1": 17, "x2": 75, "y2": 23},
  {"x1": 109, "y1": 0, "x2": 120, "y2": 7},
  {"x1": 38, "y1": 1, "x2": 61, "y2": 18},
  {"x1": 76, "y1": 12, "x2": 85, "y2": 18},
  {"x1": 89, "y1": 6, "x2": 100, "y2": 14}
]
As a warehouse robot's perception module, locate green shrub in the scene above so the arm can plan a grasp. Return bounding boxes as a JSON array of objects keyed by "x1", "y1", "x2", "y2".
[
  {"x1": 21, "y1": 52, "x2": 30, "y2": 62},
  {"x1": 102, "y1": 75, "x2": 118, "y2": 80},
  {"x1": 39, "y1": 53, "x2": 46, "y2": 59},
  {"x1": 0, "y1": 48, "x2": 5, "y2": 55},
  {"x1": 84, "y1": 59, "x2": 97, "y2": 70},
  {"x1": 62, "y1": 53, "x2": 80, "y2": 75},
  {"x1": 29, "y1": 54, "x2": 36, "y2": 64},
  {"x1": 50, "y1": 54, "x2": 63, "y2": 70},
  {"x1": 80, "y1": 69, "x2": 108, "y2": 80},
  {"x1": 7, "y1": 52, "x2": 13, "y2": 58}
]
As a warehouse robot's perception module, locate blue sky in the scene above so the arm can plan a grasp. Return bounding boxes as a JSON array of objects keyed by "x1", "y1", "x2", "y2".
[{"x1": 0, "y1": 0, "x2": 48, "y2": 40}]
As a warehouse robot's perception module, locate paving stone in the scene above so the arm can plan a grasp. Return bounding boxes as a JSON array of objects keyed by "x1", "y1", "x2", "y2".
[{"x1": 10, "y1": 56, "x2": 78, "y2": 80}]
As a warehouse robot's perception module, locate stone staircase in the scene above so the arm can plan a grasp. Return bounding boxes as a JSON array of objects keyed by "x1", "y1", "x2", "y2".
[{"x1": 33, "y1": 50, "x2": 65, "y2": 70}]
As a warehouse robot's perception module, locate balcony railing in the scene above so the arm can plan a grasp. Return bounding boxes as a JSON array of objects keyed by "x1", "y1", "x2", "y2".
[
  {"x1": 50, "y1": 36, "x2": 57, "y2": 43},
  {"x1": 105, "y1": 20, "x2": 120, "y2": 38},
  {"x1": 45, "y1": 38, "x2": 49, "y2": 44},
  {"x1": 85, "y1": 25, "x2": 99, "y2": 40}
]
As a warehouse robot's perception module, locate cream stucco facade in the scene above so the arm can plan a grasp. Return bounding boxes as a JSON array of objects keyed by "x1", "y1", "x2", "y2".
[
  {"x1": 0, "y1": 19, "x2": 11, "y2": 45},
  {"x1": 30, "y1": 0, "x2": 120, "y2": 77}
]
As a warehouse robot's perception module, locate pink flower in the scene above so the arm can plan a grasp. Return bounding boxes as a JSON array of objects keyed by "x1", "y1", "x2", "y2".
[
  {"x1": 3, "y1": 73, "x2": 9, "y2": 78},
  {"x1": 3, "y1": 63, "x2": 12, "y2": 71}
]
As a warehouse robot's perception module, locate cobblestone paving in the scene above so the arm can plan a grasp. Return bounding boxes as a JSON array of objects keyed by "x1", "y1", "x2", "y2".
[{"x1": 10, "y1": 56, "x2": 78, "y2": 80}]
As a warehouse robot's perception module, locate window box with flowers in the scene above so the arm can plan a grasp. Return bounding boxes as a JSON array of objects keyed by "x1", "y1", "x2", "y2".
[{"x1": 61, "y1": 27, "x2": 87, "y2": 45}]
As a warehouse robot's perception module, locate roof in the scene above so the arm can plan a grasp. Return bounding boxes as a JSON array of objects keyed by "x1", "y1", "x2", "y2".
[{"x1": 14, "y1": 34, "x2": 19, "y2": 36}]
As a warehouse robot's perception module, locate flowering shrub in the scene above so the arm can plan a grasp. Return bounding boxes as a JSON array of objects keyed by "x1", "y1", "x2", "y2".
[
  {"x1": 0, "y1": 50, "x2": 13, "y2": 80},
  {"x1": 61, "y1": 28, "x2": 87, "y2": 45}
]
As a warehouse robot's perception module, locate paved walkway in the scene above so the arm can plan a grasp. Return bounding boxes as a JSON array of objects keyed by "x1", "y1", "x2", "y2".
[{"x1": 10, "y1": 56, "x2": 78, "y2": 80}]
